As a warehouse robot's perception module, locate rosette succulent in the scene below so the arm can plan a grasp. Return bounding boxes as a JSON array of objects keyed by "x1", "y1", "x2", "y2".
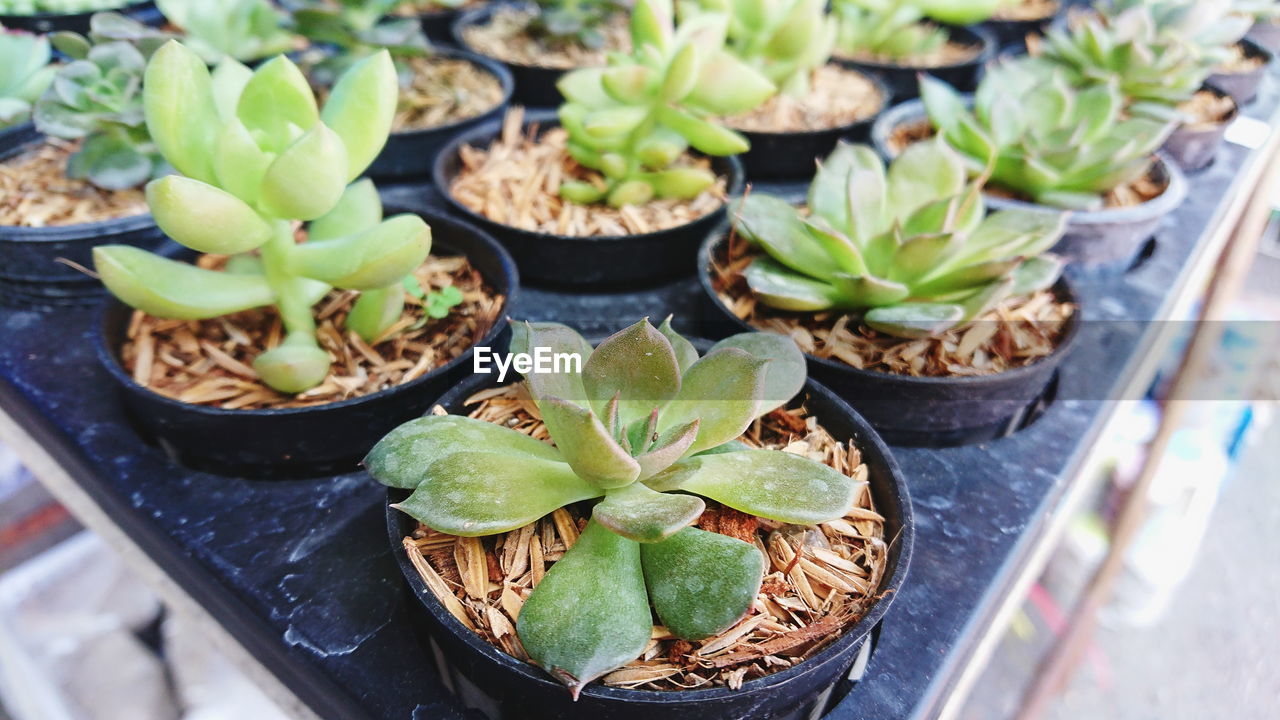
[
  {"x1": 833, "y1": 0, "x2": 999, "y2": 61},
  {"x1": 93, "y1": 43, "x2": 432, "y2": 394},
  {"x1": 369, "y1": 318, "x2": 859, "y2": 695},
  {"x1": 556, "y1": 0, "x2": 775, "y2": 207},
  {"x1": 0, "y1": 28, "x2": 55, "y2": 131},
  {"x1": 733, "y1": 140, "x2": 1066, "y2": 338},
  {"x1": 529, "y1": 0, "x2": 628, "y2": 50},
  {"x1": 288, "y1": 0, "x2": 432, "y2": 86},
  {"x1": 156, "y1": 0, "x2": 295, "y2": 63},
  {"x1": 921, "y1": 59, "x2": 1177, "y2": 210}
]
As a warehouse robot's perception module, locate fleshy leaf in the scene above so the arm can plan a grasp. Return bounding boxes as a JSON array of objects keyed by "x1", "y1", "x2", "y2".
[
  {"x1": 308, "y1": 179, "x2": 383, "y2": 242},
  {"x1": 320, "y1": 50, "x2": 400, "y2": 181},
  {"x1": 1010, "y1": 255, "x2": 1064, "y2": 297},
  {"x1": 258, "y1": 122, "x2": 349, "y2": 221},
  {"x1": 593, "y1": 482, "x2": 704, "y2": 543},
  {"x1": 539, "y1": 396, "x2": 641, "y2": 489},
  {"x1": 94, "y1": 245, "x2": 274, "y2": 320},
  {"x1": 510, "y1": 322, "x2": 594, "y2": 404},
  {"x1": 658, "y1": 316, "x2": 699, "y2": 373},
  {"x1": 733, "y1": 193, "x2": 832, "y2": 280},
  {"x1": 864, "y1": 303, "x2": 965, "y2": 339},
  {"x1": 253, "y1": 341, "x2": 330, "y2": 394},
  {"x1": 235, "y1": 55, "x2": 318, "y2": 149},
  {"x1": 659, "y1": 348, "x2": 766, "y2": 454},
  {"x1": 347, "y1": 285, "x2": 404, "y2": 344},
  {"x1": 517, "y1": 520, "x2": 653, "y2": 698},
  {"x1": 213, "y1": 118, "x2": 273, "y2": 205},
  {"x1": 744, "y1": 257, "x2": 844, "y2": 311},
  {"x1": 635, "y1": 419, "x2": 700, "y2": 479},
  {"x1": 641, "y1": 527, "x2": 764, "y2": 640},
  {"x1": 367, "y1": 415, "x2": 562, "y2": 490},
  {"x1": 582, "y1": 320, "x2": 681, "y2": 425},
  {"x1": 143, "y1": 41, "x2": 220, "y2": 184},
  {"x1": 708, "y1": 332, "x2": 805, "y2": 417},
  {"x1": 146, "y1": 176, "x2": 273, "y2": 254}
]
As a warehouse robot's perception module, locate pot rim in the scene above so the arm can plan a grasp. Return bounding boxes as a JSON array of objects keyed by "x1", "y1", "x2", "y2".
[
  {"x1": 1214, "y1": 36, "x2": 1275, "y2": 76},
  {"x1": 385, "y1": 368, "x2": 914, "y2": 704},
  {"x1": 383, "y1": 47, "x2": 516, "y2": 141},
  {"x1": 431, "y1": 108, "x2": 747, "y2": 244},
  {"x1": 697, "y1": 221, "x2": 1083, "y2": 390},
  {"x1": 833, "y1": 23, "x2": 996, "y2": 73},
  {"x1": 94, "y1": 209, "x2": 519, "y2": 419},
  {"x1": 729, "y1": 66, "x2": 894, "y2": 141}
]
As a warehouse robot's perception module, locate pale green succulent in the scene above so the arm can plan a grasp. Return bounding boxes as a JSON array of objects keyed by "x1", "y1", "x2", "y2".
[
  {"x1": 734, "y1": 140, "x2": 1066, "y2": 339},
  {"x1": 0, "y1": 28, "x2": 55, "y2": 131},
  {"x1": 832, "y1": 0, "x2": 1000, "y2": 61},
  {"x1": 555, "y1": 0, "x2": 775, "y2": 207},
  {"x1": 369, "y1": 318, "x2": 858, "y2": 696},
  {"x1": 156, "y1": 0, "x2": 295, "y2": 63},
  {"x1": 93, "y1": 43, "x2": 431, "y2": 394},
  {"x1": 1100, "y1": 0, "x2": 1253, "y2": 60},
  {"x1": 682, "y1": 0, "x2": 837, "y2": 97},
  {"x1": 288, "y1": 0, "x2": 432, "y2": 87},
  {"x1": 922, "y1": 58, "x2": 1177, "y2": 210}
]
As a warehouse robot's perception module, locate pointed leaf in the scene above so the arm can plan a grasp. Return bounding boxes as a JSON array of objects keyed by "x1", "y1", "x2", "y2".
[
  {"x1": 733, "y1": 193, "x2": 832, "y2": 280},
  {"x1": 635, "y1": 419, "x2": 700, "y2": 479},
  {"x1": 210, "y1": 58, "x2": 252, "y2": 121},
  {"x1": 539, "y1": 396, "x2": 641, "y2": 489},
  {"x1": 258, "y1": 122, "x2": 350, "y2": 221},
  {"x1": 367, "y1": 415, "x2": 563, "y2": 490},
  {"x1": 641, "y1": 527, "x2": 764, "y2": 640},
  {"x1": 236, "y1": 55, "x2": 319, "y2": 147},
  {"x1": 887, "y1": 138, "x2": 967, "y2": 220},
  {"x1": 1010, "y1": 255, "x2": 1064, "y2": 297},
  {"x1": 660, "y1": 348, "x2": 766, "y2": 454},
  {"x1": 593, "y1": 482, "x2": 704, "y2": 543},
  {"x1": 864, "y1": 303, "x2": 965, "y2": 339},
  {"x1": 291, "y1": 214, "x2": 431, "y2": 289},
  {"x1": 321, "y1": 50, "x2": 399, "y2": 181},
  {"x1": 309, "y1": 179, "x2": 383, "y2": 242},
  {"x1": 658, "y1": 105, "x2": 750, "y2": 155},
  {"x1": 511, "y1": 322, "x2": 594, "y2": 404},
  {"x1": 146, "y1": 176, "x2": 273, "y2": 254},
  {"x1": 658, "y1": 316, "x2": 699, "y2": 373},
  {"x1": 583, "y1": 320, "x2": 681, "y2": 425},
  {"x1": 743, "y1": 256, "x2": 844, "y2": 311},
  {"x1": 143, "y1": 41, "x2": 220, "y2": 183},
  {"x1": 687, "y1": 50, "x2": 776, "y2": 115},
  {"x1": 347, "y1": 285, "x2": 405, "y2": 344},
  {"x1": 213, "y1": 118, "x2": 273, "y2": 204},
  {"x1": 709, "y1": 332, "x2": 805, "y2": 417},
  {"x1": 94, "y1": 245, "x2": 274, "y2": 320},
  {"x1": 829, "y1": 274, "x2": 911, "y2": 307}
]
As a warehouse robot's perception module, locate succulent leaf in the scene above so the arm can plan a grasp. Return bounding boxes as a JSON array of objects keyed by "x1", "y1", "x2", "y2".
[
  {"x1": 319, "y1": 50, "x2": 400, "y2": 182},
  {"x1": 583, "y1": 320, "x2": 682, "y2": 425},
  {"x1": 347, "y1": 285, "x2": 405, "y2": 344},
  {"x1": 641, "y1": 526, "x2": 764, "y2": 640},
  {"x1": 367, "y1": 415, "x2": 564, "y2": 490},
  {"x1": 253, "y1": 341, "x2": 332, "y2": 394},
  {"x1": 146, "y1": 176, "x2": 273, "y2": 255},
  {"x1": 660, "y1": 348, "x2": 766, "y2": 454},
  {"x1": 93, "y1": 245, "x2": 275, "y2": 320},
  {"x1": 309, "y1": 179, "x2": 384, "y2": 242},
  {"x1": 708, "y1": 332, "x2": 806, "y2": 417},
  {"x1": 213, "y1": 118, "x2": 274, "y2": 204},
  {"x1": 539, "y1": 396, "x2": 642, "y2": 488},
  {"x1": 257, "y1": 122, "x2": 350, "y2": 221},
  {"x1": 511, "y1": 322, "x2": 595, "y2": 405},
  {"x1": 235, "y1": 56, "x2": 319, "y2": 150},
  {"x1": 864, "y1": 303, "x2": 966, "y2": 338},
  {"x1": 143, "y1": 41, "x2": 221, "y2": 184},
  {"x1": 593, "y1": 482, "x2": 705, "y2": 542},
  {"x1": 658, "y1": 316, "x2": 700, "y2": 373}
]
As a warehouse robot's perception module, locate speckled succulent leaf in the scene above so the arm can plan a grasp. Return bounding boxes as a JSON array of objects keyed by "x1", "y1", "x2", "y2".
[
  {"x1": 144, "y1": 42, "x2": 224, "y2": 184},
  {"x1": 145, "y1": 175, "x2": 273, "y2": 254},
  {"x1": 635, "y1": 419, "x2": 702, "y2": 478},
  {"x1": 734, "y1": 193, "x2": 835, "y2": 280},
  {"x1": 658, "y1": 316, "x2": 700, "y2": 372},
  {"x1": 367, "y1": 415, "x2": 564, "y2": 490},
  {"x1": 743, "y1": 256, "x2": 846, "y2": 311},
  {"x1": 393, "y1": 450, "x2": 603, "y2": 536},
  {"x1": 708, "y1": 332, "x2": 806, "y2": 417},
  {"x1": 864, "y1": 302, "x2": 966, "y2": 338},
  {"x1": 511, "y1": 322, "x2": 594, "y2": 404},
  {"x1": 885, "y1": 137, "x2": 968, "y2": 220},
  {"x1": 641, "y1": 526, "x2": 764, "y2": 639},
  {"x1": 582, "y1": 320, "x2": 682, "y2": 425},
  {"x1": 347, "y1": 285, "x2": 406, "y2": 344},
  {"x1": 320, "y1": 51, "x2": 399, "y2": 182},
  {"x1": 517, "y1": 520, "x2": 653, "y2": 698},
  {"x1": 213, "y1": 118, "x2": 274, "y2": 204},
  {"x1": 93, "y1": 245, "x2": 275, "y2": 320},
  {"x1": 659, "y1": 348, "x2": 767, "y2": 453},
  {"x1": 257, "y1": 122, "x2": 349, "y2": 220},
  {"x1": 309, "y1": 179, "x2": 384, "y2": 242},
  {"x1": 210, "y1": 58, "x2": 252, "y2": 122},
  {"x1": 289, "y1": 214, "x2": 431, "y2": 290},
  {"x1": 539, "y1": 395, "x2": 642, "y2": 488},
  {"x1": 593, "y1": 481, "x2": 705, "y2": 542}
]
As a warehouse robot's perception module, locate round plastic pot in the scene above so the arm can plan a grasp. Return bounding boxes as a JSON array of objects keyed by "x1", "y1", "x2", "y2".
[
  {"x1": 1163, "y1": 84, "x2": 1238, "y2": 173},
  {"x1": 869, "y1": 96, "x2": 936, "y2": 161},
  {"x1": 0, "y1": 1, "x2": 155, "y2": 33},
  {"x1": 386, "y1": 368, "x2": 913, "y2": 720},
  {"x1": 1207, "y1": 39, "x2": 1273, "y2": 107},
  {"x1": 0, "y1": 126, "x2": 164, "y2": 299},
  {"x1": 452, "y1": 2, "x2": 575, "y2": 108},
  {"x1": 366, "y1": 48, "x2": 514, "y2": 181},
  {"x1": 415, "y1": 5, "x2": 465, "y2": 44},
  {"x1": 432, "y1": 110, "x2": 745, "y2": 289},
  {"x1": 834, "y1": 25, "x2": 995, "y2": 100},
  {"x1": 95, "y1": 210, "x2": 519, "y2": 479},
  {"x1": 732, "y1": 69, "x2": 892, "y2": 181},
  {"x1": 1247, "y1": 19, "x2": 1280, "y2": 53},
  {"x1": 983, "y1": 11, "x2": 1057, "y2": 50}
]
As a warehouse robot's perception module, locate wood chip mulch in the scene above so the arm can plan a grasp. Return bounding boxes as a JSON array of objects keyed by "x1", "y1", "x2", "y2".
[
  {"x1": 393, "y1": 0, "x2": 483, "y2": 15},
  {"x1": 461, "y1": 6, "x2": 630, "y2": 69},
  {"x1": 122, "y1": 253, "x2": 503, "y2": 410},
  {"x1": 448, "y1": 108, "x2": 729, "y2": 237},
  {"x1": 403, "y1": 383, "x2": 890, "y2": 692},
  {"x1": 710, "y1": 232, "x2": 1075, "y2": 378},
  {"x1": 394, "y1": 55, "x2": 505, "y2": 133},
  {"x1": 1178, "y1": 88, "x2": 1237, "y2": 129},
  {"x1": 992, "y1": 0, "x2": 1058, "y2": 22},
  {"x1": 721, "y1": 64, "x2": 884, "y2": 134},
  {"x1": 0, "y1": 139, "x2": 148, "y2": 228},
  {"x1": 835, "y1": 35, "x2": 981, "y2": 69},
  {"x1": 1217, "y1": 42, "x2": 1267, "y2": 74}
]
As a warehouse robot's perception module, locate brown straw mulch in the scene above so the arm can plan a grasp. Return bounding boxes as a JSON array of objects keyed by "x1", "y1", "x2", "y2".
[
  {"x1": 394, "y1": 55, "x2": 505, "y2": 132},
  {"x1": 1217, "y1": 42, "x2": 1266, "y2": 74},
  {"x1": 393, "y1": 0, "x2": 483, "y2": 14},
  {"x1": 836, "y1": 34, "x2": 981, "y2": 69},
  {"x1": 461, "y1": 6, "x2": 630, "y2": 69},
  {"x1": 722, "y1": 65, "x2": 884, "y2": 134},
  {"x1": 993, "y1": 0, "x2": 1058, "y2": 22},
  {"x1": 710, "y1": 234, "x2": 1075, "y2": 378},
  {"x1": 1178, "y1": 88, "x2": 1237, "y2": 129},
  {"x1": 0, "y1": 139, "x2": 148, "y2": 228},
  {"x1": 448, "y1": 109, "x2": 729, "y2": 237},
  {"x1": 122, "y1": 254, "x2": 503, "y2": 409},
  {"x1": 403, "y1": 383, "x2": 890, "y2": 692}
]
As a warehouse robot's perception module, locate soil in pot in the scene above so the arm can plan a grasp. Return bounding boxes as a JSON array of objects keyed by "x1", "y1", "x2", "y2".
[
  {"x1": 447, "y1": 109, "x2": 729, "y2": 238},
  {"x1": 1177, "y1": 86, "x2": 1238, "y2": 130},
  {"x1": 0, "y1": 139, "x2": 148, "y2": 228},
  {"x1": 1216, "y1": 41, "x2": 1269, "y2": 75},
  {"x1": 391, "y1": 55, "x2": 506, "y2": 133},
  {"x1": 118, "y1": 251, "x2": 504, "y2": 410},
  {"x1": 834, "y1": 26, "x2": 983, "y2": 69},
  {"x1": 400, "y1": 382, "x2": 890, "y2": 693},
  {"x1": 992, "y1": 0, "x2": 1058, "y2": 22},
  {"x1": 719, "y1": 64, "x2": 883, "y2": 134},
  {"x1": 459, "y1": 4, "x2": 630, "y2": 70}
]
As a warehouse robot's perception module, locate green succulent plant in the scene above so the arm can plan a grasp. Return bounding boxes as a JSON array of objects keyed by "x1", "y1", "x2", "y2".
[
  {"x1": 681, "y1": 0, "x2": 836, "y2": 97},
  {"x1": 556, "y1": 0, "x2": 774, "y2": 207},
  {"x1": 369, "y1": 317, "x2": 859, "y2": 696},
  {"x1": 1100, "y1": 0, "x2": 1254, "y2": 56},
  {"x1": 288, "y1": 0, "x2": 432, "y2": 87},
  {"x1": 93, "y1": 42, "x2": 432, "y2": 394},
  {"x1": 733, "y1": 140, "x2": 1066, "y2": 339},
  {"x1": 0, "y1": 28, "x2": 55, "y2": 131},
  {"x1": 156, "y1": 0, "x2": 295, "y2": 63},
  {"x1": 832, "y1": 0, "x2": 998, "y2": 62},
  {"x1": 528, "y1": 0, "x2": 628, "y2": 50},
  {"x1": 921, "y1": 58, "x2": 1177, "y2": 211},
  {"x1": 0, "y1": 0, "x2": 127, "y2": 13}
]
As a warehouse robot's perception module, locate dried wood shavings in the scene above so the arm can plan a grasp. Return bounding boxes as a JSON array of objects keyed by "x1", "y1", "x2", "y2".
[
  {"x1": 992, "y1": 0, "x2": 1058, "y2": 22},
  {"x1": 835, "y1": 34, "x2": 981, "y2": 69},
  {"x1": 394, "y1": 55, "x2": 505, "y2": 132},
  {"x1": 121, "y1": 254, "x2": 502, "y2": 409},
  {"x1": 448, "y1": 108, "x2": 728, "y2": 237},
  {"x1": 1178, "y1": 88, "x2": 1237, "y2": 129},
  {"x1": 403, "y1": 384, "x2": 888, "y2": 692},
  {"x1": 460, "y1": 6, "x2": 629, "y2": 69},
  {"x1": 1217, "y1": 42, "x2": 1266, "y2": 74},
  {"x1": 710, "y1": 234, "x2": 1075, "y2": 378},
  {"x1": 393, "y1": 0, "x2": 483, "y2": 14},
  {"x1": 721, "y1": 65, "x2": 884, "y2": 134},
  {"x1": 0, "y1": 139, "x2": 148, "y2": 228}
]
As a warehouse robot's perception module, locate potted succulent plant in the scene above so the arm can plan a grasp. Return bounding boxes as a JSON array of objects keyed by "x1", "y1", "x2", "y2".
[
  {"x1": 0, "y1": 27, "x2": 53, "y2": 145},
  {"x1": 681, "y1": 0, "x2": 891, "y2": 180},
  {"x1": 830, "y1": 0, "x2": 997, "y2": 99},
  {"x1": 376, "y1": 318, "x2": 912, "y2": 718},
  {"x1": 155, "y1": 0, "x2": 297, "y2": 65},
  {"x1": 452, "y1": 0, "x2": 630, "y2": 106},
  {"x1": 1244, "y1": 0, "x2": 1280, "y2": 51},
  {"x1": 985, "y1": 0, "x2": 1062, "y2": 47},
  {"x1": 289, "y1": 0, "x2": 513, "y2": 180},
  {"x1": 0, "y1": 0, "x2": 155, "y2": 34},
  {"x1": 92, "y1": 42, "x2": 517, "y2": 476},
  {"x1": 391, "y1": 0, "x2": 481, "y2": 44},
  {"x1": 435, "y1": 0, "x2": 757, "y2": 288},
  {"x1": 1, "y1": 14, "x2": 167, "y2": 307}
]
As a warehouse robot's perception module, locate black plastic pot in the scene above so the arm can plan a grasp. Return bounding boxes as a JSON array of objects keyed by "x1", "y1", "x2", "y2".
[
  {"x1": 0, "y1": 126, "x2": 164, "y2": 306},
  {"x1": 366, "y1": 48, "x2": 514, "y2": 181},
  {"x1": 95, "y1": 210, "x2": 519, "y2": 479},
  {"x1": 697, "y1": 228, "x2": 1081, "y2": 446},
  {"x1": 1163, "y1": 84, "x2": 1238, "y2": 173},
  {"x1": 453, "y1": 2, "x2": 587, "y2": 107},
  {"x1": 983, "y1": 1, "x2": 1061, "y2": 48},
  {"x1": 1207, "y1": 38, "x2": 1273, "y2": 106},
  {"x1": 386, "y1": 368, "x2": 912, "y2": 719},
  {"x1": 0, "y1": 1, "x2": 156, "y2": 34},
  {"x1": 1247, "y1": 19, "x2": 1280, "y2": 53},
  {"x1": 733, "y1": 69, "x2": 891, "y2": 181},
  {"x1": 433, "y1": 110, "x2": 745, "y2": 289},
  {"x1": 415, "y1": 5, "x2": 467, "y2": 45},
  {"x1": 834, "y1": 25, "x2": 996, "y2": 100}
]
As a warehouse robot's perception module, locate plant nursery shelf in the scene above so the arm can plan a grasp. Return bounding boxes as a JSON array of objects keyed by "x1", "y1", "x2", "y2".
[{"x1": 2, "y1": 70, "x2": 1278, "y2": 720}]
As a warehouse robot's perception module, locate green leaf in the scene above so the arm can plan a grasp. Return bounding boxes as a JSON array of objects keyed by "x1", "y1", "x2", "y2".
[
  {"x1": 593, "y1": 482, "x2": 704, "y2": 543},
  {"x1": 687, "y1": 50, "x2": 776, "y2": 115},
  {"x1": 253, "y1": 340, "x2": 331, "y2": 394},
  {"x1": 511, "y1": 322, "x2": 594, "y2": 405},
  {"x1": 646, "y1": 449, "x2": 856, "y2": 524},
  {"x1": 146, "y1": 176, "x2": 273, "y2": 254},
  {"x1": 320, "y1": 50, "x2": 399, "y2": 181},
  {"x1": 631, "y1": 0, "x2": 674, "y2": 51},
  {"x1": 658, "y1": 105, "x2": 750, "y2": 156},
  {"x1": 584, "y1": 106, "x2": 649, "y2": 138},
  {"x1": 347, "y1": 285, "x2": 404, "y2": 344},
  {"x1": 293, "y1": 214, "x2": 431, "y2": 290},
  {"x1": 367, "y1": 415, "x2": 563, "y2": 490},
  {"x1": 258, "y1": 122, "x2": 350, "y2": 221},
  {"x1": 808, "y1": 142, "x2": 883, "y2": 239},
  {"x1": 94, "y1": 245, "x2": 274, "y2": 320},
  {"x1": 213, "y1": 118, "x2": 274, "y2": 205},
  {"x1": 143, "y1": 41, "x2": 220, "y2": 184},
  {"x1": 709, "y1": 332, "x2": 806, "y2": 417},
  {"x1": 661, "y1": 42, "x2": 700, "y2": 101},
  {"x1": 1010, "y1": 255, "x2": 1064, "y2": 297},
  {"x1": 309, "y1": 179, "x2": 384, "y2": 242},
  {"x1": 601, "y1": 66, "x2": 653, "y2": 105},
  {"x1": 557, "y1": 68, "x2": 612, "y2": 106},
  {"x1": 743, "y1": 256, "x2": 843, "y2": 311},
  {"x1": 658, "y1": 316, "x2": 699, "y2": 373},
  {"x1": 210, "y1": 58, "x2": 252, "y2": 122},
  {"x1": 660, "y1": 348, "x2": 766, "y2": 454},
  {"x1": 889, "y1": 233, "x2": 960, "y2": 283},
  {"x1": 733, "y1": 193, "x2": 832, "y2": 280},
  {"x1": 886, "y1": 137, "x2": 967, "y2": 220},
  {"x1": 864, "y1": 302, "x2": 965, "y2": 339},
  {"x1": 641, "y1": 527, "x2": 765, "y2": 639},
  {"x1": 959, "y1": 276, "x2": 1015, "y2": 323},
  {"x1": 539, "y1": 396, "x2": 640, "y2": 489},
  {"x1": 583, "y1": 319, "x2": 682, "y2": 425},
  {"x1": 394, "y1": 451, "x2": 602, "y2": 536},
  {"x1": 236, "y1": 55, "x2": 319, "y2": 149},
  {"x1": 829, "y1": 273, "x2": 911, "y2": 308}
]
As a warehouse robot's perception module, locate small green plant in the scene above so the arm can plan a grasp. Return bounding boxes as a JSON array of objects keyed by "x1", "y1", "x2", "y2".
[
  {"x1": 556, "y1": 0, "x2": 774, "y2": 207},
  {"x1": 93, "y1": 42, "x2": 431, "y2": 394},
  {"x1": 733, "y1": 140, "x2": 1066, "y2": 338},
  {"x1": 832, "y1": 0, "x2": 999, "y2": 62},
  {"x1": 289, "y1": 0, "x2": 432, "y2": 87},
  {"x1": 156, "y1": 0, "x2": 295, "y2": 63},
  {"x1": 0, "y1": 28, "x2": 55, "y2": 131},
  {"x1": 921, "y1": 59, "x2": 1176, "y2": 210},
  {"x1": 369, "y1": 317, "x2": 858, "y2": 696},
  {"x1": 403, "y1": 276, "x2": 463, "y2": 320},
  {"x1": 0, "y1": 0, "x2": 127, "y2": 13},
  {"x1": 682, "y1": 0, "x2": 837, "y2": 97},
  {"x1": 529, "y1": 0, "x2": 628, "y2": 50}
]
